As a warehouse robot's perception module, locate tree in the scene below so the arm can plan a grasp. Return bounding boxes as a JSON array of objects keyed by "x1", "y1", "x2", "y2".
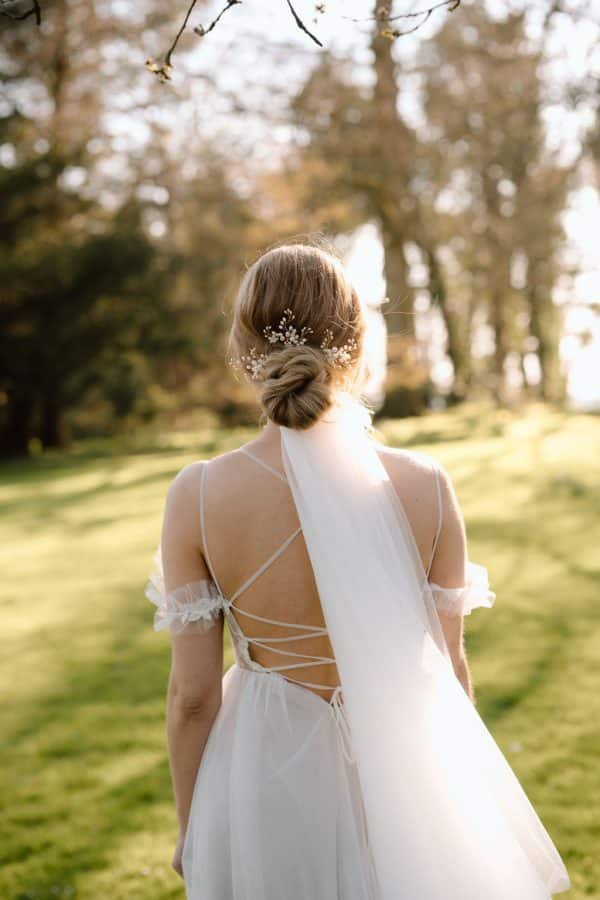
[
  {"x1": 285, "y1": 45, "x2": 429, "y2": 414},
  {"x1": 420, "y1": 7, "x2": 572, "y2": 402},
  {"x1": 0, "y1": 0, "x2": 259, "y2": 453},
  {"x1": 0, "y1": 133, "x2": 172, "y2": 455}
]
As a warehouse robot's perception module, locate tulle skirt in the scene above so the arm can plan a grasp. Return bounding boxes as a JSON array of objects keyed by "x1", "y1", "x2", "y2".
[
  {"x1": 182, "y1": 664, "x2": 380, "y2": 900},
  {"x1": 182, "y1": 662, "x2": 569, "y2": 900}
]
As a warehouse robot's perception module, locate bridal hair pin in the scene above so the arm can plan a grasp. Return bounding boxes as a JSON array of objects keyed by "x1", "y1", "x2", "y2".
[
  {"x1": 264, "y1": 307, "x2": 313, "y2": 347},
  {"x1": 232, "y1": 309, "x2": 359, "y2": 381}
]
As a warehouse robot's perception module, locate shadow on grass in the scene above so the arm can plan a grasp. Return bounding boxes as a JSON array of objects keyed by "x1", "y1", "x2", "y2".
[
  {"x1": 0, "y1": 423, "x2": 259, "y2": 488},
  {"x1": 0, "y1": 468, "x2": 178, "y2": 530},
  {"x1": 377, "y1": 405, "x2": 532, "y2": 449},
  {"x1": 468, "y1": 513, "x2": 600, "y2": 586},
  {"x1": 1, "y1": 586, "x2": 233, "y2": 899},
  {"x1": 476, "y1": 615, "x2": 570, "y2": 727}
]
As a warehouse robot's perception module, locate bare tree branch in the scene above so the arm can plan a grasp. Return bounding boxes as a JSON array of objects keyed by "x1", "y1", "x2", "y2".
[
  {"x1": 147, "y1": 0, "x2": 326, "y2": 82},
  {"x1": 1, "y1": 0, "x2": 462, "y2": 82},
  {"x1": 344, "y1": 0, "x2": 460, "y2": 26},
  {"x1": 165, "y1": 0, "x2": 201, "y2": 68},
  {"x1": 383, "y1": 12, "x2": 433, "y2": 37},
  {"x1": 284, "y1": 0, "x2": 323, "y2": 47},
  {"x1": 0, "y1": 0, "x2": 41, "y2": 25},
  {"x1": 193, "y1": 0, "x2": 243, "y2": 39},
  {"x1": 147, "y1": 0, "x2": 243, "y2": 82}
]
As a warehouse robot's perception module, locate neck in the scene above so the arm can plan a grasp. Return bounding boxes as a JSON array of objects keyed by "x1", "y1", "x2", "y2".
[{"x1": 255, "y1": 418, "x2": 281, "y2": 447}]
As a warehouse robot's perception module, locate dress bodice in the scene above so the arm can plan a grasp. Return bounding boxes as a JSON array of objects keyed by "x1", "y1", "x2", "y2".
[
  {"x1": 146, "y1": 445, "x2": 495, "y2": 697},
  {"x1": 145, "y1": 540, "x2": 340, "y2": 693},
  {"x1": 145, "y1": 552, "x2": 494, "y2": 637}
]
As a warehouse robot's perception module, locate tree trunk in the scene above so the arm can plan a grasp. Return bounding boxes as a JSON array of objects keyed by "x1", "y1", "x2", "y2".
[
  {"x1": 370, "y1": 9, "x2": 415, "y2": 337},
  {"x1": 489, "y1": 285, "x2": 509, "y2": 405},
  {"x1": 527, "y1": 285, "x2": 564, "y2": 403},
  {"x1": 487, "y1": 246, "x2": 514, "y2": 404},
  {"x1": 40, "y1": 393, "x2": 66, "y2": 448},
  {"x1": 1, "y1": 393, "x2": 34, "y2": 458},
  {"x1": 380, "y1": 229, "x2": 414, "y2": 338},
  {"x1": 423, "y1": 245, "x2": 470, "y2": 397}
]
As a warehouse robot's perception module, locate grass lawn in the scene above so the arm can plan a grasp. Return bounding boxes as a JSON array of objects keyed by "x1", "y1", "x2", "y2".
[{"x1": 1, "y1": 404, "x2": 598, "y2": 899}]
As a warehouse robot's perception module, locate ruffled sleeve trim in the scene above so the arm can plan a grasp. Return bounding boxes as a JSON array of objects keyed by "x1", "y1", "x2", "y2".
[
  {"x1": 429, "y1": 561, "x2": 496, "y2": 618},
  {"x1": 145, "y1": 547, "x2": 224, "y2": 634}
]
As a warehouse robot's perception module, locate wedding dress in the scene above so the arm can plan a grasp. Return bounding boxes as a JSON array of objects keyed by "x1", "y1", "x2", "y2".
[{"x1": 146, "y1": 397, "x2": 570, "y2": 899}]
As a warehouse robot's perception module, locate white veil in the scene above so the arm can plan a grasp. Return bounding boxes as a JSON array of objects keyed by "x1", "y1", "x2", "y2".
[{"x1": 280, "y1": 395, "x2": 570, "y2": 900}]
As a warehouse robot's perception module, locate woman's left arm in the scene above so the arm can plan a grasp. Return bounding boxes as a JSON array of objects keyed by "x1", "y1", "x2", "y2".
[
  {"x1": 160, "y1": 464, "x2": 224, "y2": 871},
  {"x1": 427, "y1": 464, "x2": 475, "y2": 703}
]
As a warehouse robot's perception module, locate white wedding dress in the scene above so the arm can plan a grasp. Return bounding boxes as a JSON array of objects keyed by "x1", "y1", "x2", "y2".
[{"x1": 146, "y1": 399, "x2": 570, "y2": 900}]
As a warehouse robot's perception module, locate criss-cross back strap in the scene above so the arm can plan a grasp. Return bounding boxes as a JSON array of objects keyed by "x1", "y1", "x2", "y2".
[
  {"x1": 239, "y1": 446, "x2": 288, "y2": 483},
  {"x1": 199, "y1": 456, "x2": 302, "y2": 603},
  {"x1": 426, "y1": 462, "x2": 443, "y2": 579},
  {"x1": 229, "y1": 526, "x2": 302, "y2": 603},
  {"x1": 200, "y1": 453, "x2": 339, "y2": 696},
  {"x1": 223, "y1": 599, "x2": 337, "y2": 690},
  {"x1": 199, "y1": 463, "x2": 226, "y2": 596}
]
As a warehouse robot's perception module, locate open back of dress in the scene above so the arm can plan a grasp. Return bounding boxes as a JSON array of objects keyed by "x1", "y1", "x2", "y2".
[{"x1": 201, "y1": 447, "x2": 343, "y2": 700}]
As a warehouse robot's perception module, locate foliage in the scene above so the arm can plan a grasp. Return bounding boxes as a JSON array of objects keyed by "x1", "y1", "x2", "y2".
[
  {"x1": 0, "y1": 0, "x2": 260, "y2": 455},
  {"x1": 420, "y1": 7, "x2": 572, "y2": 403},
  {"x1": 0, "y1": 130, "x2": 178, "y2": 455},
  {"x1": 0, "y1": 1, "x2": 595, "y2": 454},
  {"x1": 281, "y1": 6, "x2": 575, "y2": 408}
]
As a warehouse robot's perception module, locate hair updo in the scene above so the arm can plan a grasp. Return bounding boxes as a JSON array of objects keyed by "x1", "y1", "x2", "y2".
[{"x1": 229, "y1": 244, "x2": 365, "y2": 430}]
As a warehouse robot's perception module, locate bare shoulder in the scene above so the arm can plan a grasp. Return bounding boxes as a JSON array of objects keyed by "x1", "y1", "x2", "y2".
[
  {"x1": 376, "y1": 443, "x2": 467, "y2": 573},
  {"x1": 377, "y1": 443, "x2": 458, "y2": 503},
  {"x1": 167, "y1": 446, "x2": 258, "y2": 526},
  {"x1": 164, "y1": 459, "x2": 204, "y2": 508},
  {"x1": 376, "y1": 443, "x2": 443, "y2": 492},
  {"x1": 161, "y1": 448, "x2": 244, "y2": 561},
  {"x1": 377, "y1": 444, "x2": 468, "y2": 587},
  {"x1": 166, "y1": 445, "x2": 242, "y2": 499},
  {"x1": 374, "y1": 444, "x2": 444, "y2": 563}
]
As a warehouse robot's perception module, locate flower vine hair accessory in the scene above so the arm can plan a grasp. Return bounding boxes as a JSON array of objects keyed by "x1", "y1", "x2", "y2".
[
  {"x1": 264, "y1": 308, "x2": 313, "y2": 347},
  {"x1": 320, "y1": 328, "x2": 359, "y2": 369},
  {"x1": 232, "y1": 309, "x2": 359, "y2": 381}
]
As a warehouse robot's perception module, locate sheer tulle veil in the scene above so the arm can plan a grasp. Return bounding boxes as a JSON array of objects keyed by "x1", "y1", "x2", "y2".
[{"x1": 280, "y1": 394, "x2": 570, "y2": 899}]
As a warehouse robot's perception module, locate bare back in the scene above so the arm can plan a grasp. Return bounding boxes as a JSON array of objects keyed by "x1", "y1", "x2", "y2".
[{"x1": 194, "y1": 428, "x2": 452, "y2": 701}]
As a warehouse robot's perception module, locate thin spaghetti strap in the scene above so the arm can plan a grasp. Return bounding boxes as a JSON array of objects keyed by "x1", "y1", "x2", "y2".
[
  {"x1": 426, "y1": 463, "x2": 443, "y2": 579},
  {"x1": 229, "y1": 526, "x2": 302, "y2": 603},
  {"x1": 199, "y1": 463, "x2": 225, "y2": 595},
  {"x1": 239, "y1": 447, "x2": 288, "y2": 484}
]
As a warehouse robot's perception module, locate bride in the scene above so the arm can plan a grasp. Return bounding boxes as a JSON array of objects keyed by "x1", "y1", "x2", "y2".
[{"x1": 146, "y1": 243, "x2": 570, "y2": 898}]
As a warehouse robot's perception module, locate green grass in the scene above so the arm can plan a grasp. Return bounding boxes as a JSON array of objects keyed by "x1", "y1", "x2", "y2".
[{"x1": 1, "y1": 405, "x2": 598, "y2": 899}]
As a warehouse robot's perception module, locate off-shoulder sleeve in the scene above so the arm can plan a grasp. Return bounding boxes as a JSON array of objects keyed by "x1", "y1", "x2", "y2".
[
  {"x1": 144, "y1": 547, "x2": 224, "y2": 634},
  {"x1": 429, "y1": 561, "x2": 496, "y2": 618}
]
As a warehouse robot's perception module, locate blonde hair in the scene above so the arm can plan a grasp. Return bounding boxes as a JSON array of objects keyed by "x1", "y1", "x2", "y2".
[{"x1": 230, "y1": 243, "x2": 365, "y2": 429}]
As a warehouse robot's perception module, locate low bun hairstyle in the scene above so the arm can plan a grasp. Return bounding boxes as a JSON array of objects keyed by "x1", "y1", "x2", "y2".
[
  {"x1": 229, "y1": 243, "x2": 365, "y2": 430},
  {"x1": 260, "y1": 344, "x2": 332, "y2": 431}
]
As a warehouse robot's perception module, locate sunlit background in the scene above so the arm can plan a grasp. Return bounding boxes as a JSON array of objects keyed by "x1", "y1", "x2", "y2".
[{"x1": 2, "y1": 0, "x2": 600, "y2": 457}]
